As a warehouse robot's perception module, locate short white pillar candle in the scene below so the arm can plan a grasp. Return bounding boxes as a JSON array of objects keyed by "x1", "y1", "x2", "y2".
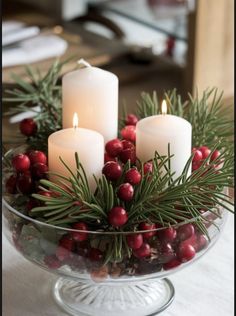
[
  {"x1": 48, "y1": 114, "x2": 104, "y2": 191},
  {"x1": 136, "y1": 101, "x2": 192, "y2": 180}
]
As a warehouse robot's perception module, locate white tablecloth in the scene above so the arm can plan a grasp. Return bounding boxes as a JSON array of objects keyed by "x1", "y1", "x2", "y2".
[{"x1": 3, "y1": 213, "x2": 234, "y2": 316}]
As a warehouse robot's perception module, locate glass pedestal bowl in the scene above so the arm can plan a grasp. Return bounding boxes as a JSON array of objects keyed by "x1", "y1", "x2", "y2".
[{"x1": 2, "y1": 196, "x2": 227, "y2": 316}]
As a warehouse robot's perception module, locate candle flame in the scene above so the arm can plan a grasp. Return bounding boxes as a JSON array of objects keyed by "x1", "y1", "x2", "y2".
[
  {"x1": 73, "y1": 113, "x2": 79, "y2": 129},
  {"x1": 161, "y1": 100, "x2": 167, "y2": 115}
]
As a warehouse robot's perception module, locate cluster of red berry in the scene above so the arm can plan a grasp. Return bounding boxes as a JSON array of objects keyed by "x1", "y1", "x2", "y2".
[
  {"x1": 129, "y1": 221, "x2": 208, "y2": 269},
  {"x1": 5, "y1": 150, "x2": 48, "y2": 195},
  {"x1": 105, "y1": 113, "x2": 138, "y2": 164},
  {"x1": 192, "y1": 146, "x2": 221, "y2": 171},
  {"x1": 43, "y1": 220, "x2": 208, "y2": 270},
  {"x1": 103, "y1": 150, "x2": 153, "y2": 227},
  {"x1": 44, "y1": 223, "x2": 104, "y2": 269}
]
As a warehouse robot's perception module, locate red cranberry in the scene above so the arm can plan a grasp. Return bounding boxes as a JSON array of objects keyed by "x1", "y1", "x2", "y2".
[
  {"x1": 181, "y1": 233, "x2": 197, "y2": 246},
  {"x1": 177, "y1": 242, "x2": 196, "y2": 263},
  {"x1": 210, "y1": 150, "x2": 220, "y2": 162},
  {"x1": 12, "y1": 154, "x2": 30, "y2": 172},
  {"x1": 16, "y1": 174, "x2": 33, "y2": 194},
  {"x1": 59, "y1": 236, "x2": 75, "y2": 251},
  {"x1": 158, "y1": 227, "x2": 177, "y2": 243},
  {"x1": 133, "y1": 242, "x2": 151, "y2": 258},
  {"x1": 104, "y1": 153, "x2": 116, "y2": 163},
  {"x1": 163, "y1": 258, "x2": 181, "y2": 270},
  {"x1": 194, "y1": 234, "x2": 208, "y2": 252},
  {"x1": 105, "y1": 139, "x2": 123, "y2": 157},
  {"x1": 44, "y1": 255, "x2": 61, "y2": 269},
  {"x1": 127, "y1": 234, "x2": 143, "y2": 250},
  {"x1": 139, "y1": 222, "x2": 156, "y2": 239},
  {"x1": 160, "y1": 242, "x2": 175, "y2": 262},
  {"x1": 199, "y1": 146, "x2": 211, "y2": 159},
  {"x1": 108, "y1": 207, "x2": 128, "y2": 227},
  {"x1": 192, "y1": 162, "x2": 201, "y2": 171},
  {"x1": 73, "y1": 200, "x2": 83, "y2": 206},
  {"x1": 32, "y1": 163, "x2": 48, "y2": 179},
  {"x1": 177, "y1": 224, "x2": 195, "y2": 241},
  {"x1": 117, "y1": 183, "x2": 134, "y2": 201},
  {"x1": 76, "y1": 242, "x2": 89, "y2": 257},
  {"x1": 71, "y1": 222, "x2": 88, "y2": 242},
  {"x1": 56, "y1": 236, "x2": 75, "y2": 261},
  {"x1": 5, "y1": 175, "x2": 17, "y2": 194},
  {"x1": 192, "y1": 149, "x2": 203, "y2": 162},
  {"x1": 119, "y1": 148, "x2": 136, "y2": 164},
  {"x1": 121, "y1": 125, "x2": 136, "y2": 143},
  {"x1": 102, "y1": 161, "x2": 122, "y2": 181},
  {"x1": 37, "y1": 190, "x2": 52, "y2": 197},
  {"x1": 21, "y1": 169, "x2": 31, "y2": 176},
  {"x1": 88, "y1": 248, "x2": 103, "y2": 262},
  {"x1": 125, "y1": 168, "x2": 141, "y2": 185},
  {"x1": 125, "y1": 114, "x2": 138, "y2": 126},
  {"x1": 26, "y1": 198, "x2": 40, "y2": 212},
  {"x1": 27, "y1": 150, "x2": 47, "y2": 165},
  {"x1": 19, "y1": 118, "x2": 37, "y2": 136},
  {"x1": 51, "y1": 191, "x2": 61, "y2": 197},
  {"x1": 121, "y1": 140, "x2": 135, "y2": 150},
  {"x1": 55, "y1": 247, "x2": 71, "y2": 262},
  {"x1": 144, "y1": 162, "x2": 153, "y2": 174}
]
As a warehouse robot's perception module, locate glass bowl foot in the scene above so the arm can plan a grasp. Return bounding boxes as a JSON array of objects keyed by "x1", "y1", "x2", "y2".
[{"x1": 53, "y1": 277, "x2": 175, "y2": 316}]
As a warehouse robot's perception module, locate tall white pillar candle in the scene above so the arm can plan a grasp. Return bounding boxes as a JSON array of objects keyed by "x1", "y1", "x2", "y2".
[
  {"x1": 136, "y1": 101, "x2": 192, "y2": 180},
  {"x1": 48, "y1": 114, "x2": 104, "y2": 191},
  {"x1": 62, "y1": 59, "x2": 118, "y2": 143}
]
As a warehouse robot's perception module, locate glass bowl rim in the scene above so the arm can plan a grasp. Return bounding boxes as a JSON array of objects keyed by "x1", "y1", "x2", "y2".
[{"x1": 2, "y1": 196, "x2": 219, "y2": 235}]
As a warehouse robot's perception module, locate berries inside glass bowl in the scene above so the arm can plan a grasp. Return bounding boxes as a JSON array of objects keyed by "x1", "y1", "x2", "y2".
[
  {"x1": 5, "y1": 149, "x2": 48, "y2": 196},
  {"x1": 2, "y1": 136, "x2": 222, "y2": 280}
]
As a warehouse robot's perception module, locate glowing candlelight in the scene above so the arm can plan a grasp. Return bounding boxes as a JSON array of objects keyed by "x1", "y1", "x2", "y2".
[
  {"x1": 73, "y1": 112, "x2": 79, "y2": 130},
  {"x1": 161, "y1": 100, "x2": 167, "y2": 115}
]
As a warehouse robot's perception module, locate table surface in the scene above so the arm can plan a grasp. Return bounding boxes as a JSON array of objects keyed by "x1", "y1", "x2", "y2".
[{"x1": 2, "y1": 212, "x2": 234, "y2": 316}]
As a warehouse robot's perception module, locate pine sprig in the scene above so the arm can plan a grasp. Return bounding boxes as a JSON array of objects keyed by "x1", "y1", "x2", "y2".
[
  {"x1": 185, "y1": 88, "x2": 234, "y2": 149},
  {"x1": 3, "y1": 58, "x2": 75, "y2": 151},
  {"x1": 31, "y1": 141, "x2": 233, "y2": 240},
  {"x1": 136, "y1": 91, "x2": 159, "y2": 118}
]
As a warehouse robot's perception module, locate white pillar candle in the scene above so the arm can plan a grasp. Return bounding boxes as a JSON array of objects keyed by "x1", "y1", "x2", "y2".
[
  {"x1": 62, "y1": 59, "x2": 118, "y2": 143},
  {"x1": 48, "y1": 114, "x2": 104, "y2": 192},
  {"x1": 136, "y1": 101, "x2": 192, "y2": 180}
]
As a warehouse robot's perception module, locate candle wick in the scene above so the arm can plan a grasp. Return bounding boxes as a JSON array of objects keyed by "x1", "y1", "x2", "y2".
[{"x1": 77, "y1": 58, "x2": 92, "y2": 68}]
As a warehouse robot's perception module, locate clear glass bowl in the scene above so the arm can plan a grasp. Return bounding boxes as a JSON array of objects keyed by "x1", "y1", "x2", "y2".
[
  {"x1": 2, "y1": 196, "x2": 227, "y2": 316},
  {"x1": 2, "y1": 145, "x2": 228, "y2": 315}
]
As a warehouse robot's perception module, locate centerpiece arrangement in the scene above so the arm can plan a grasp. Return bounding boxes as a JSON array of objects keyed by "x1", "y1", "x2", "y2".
[{"x1": 2, "y1": 59, "x2": 234, "y2": 316}]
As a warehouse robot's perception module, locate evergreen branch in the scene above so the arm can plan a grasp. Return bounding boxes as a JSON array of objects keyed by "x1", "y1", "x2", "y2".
[
  {"x1": 30, "y1": 139, "x2": 233, "y2": 233},
  {"x1": 3, "y1": 58, "x2": 76, "y2": 151}
]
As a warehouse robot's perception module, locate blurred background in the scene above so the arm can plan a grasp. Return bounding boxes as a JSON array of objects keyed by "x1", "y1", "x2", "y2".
[{"x1": 2, "y1": 0, "x2": 234, "y2": 116}]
